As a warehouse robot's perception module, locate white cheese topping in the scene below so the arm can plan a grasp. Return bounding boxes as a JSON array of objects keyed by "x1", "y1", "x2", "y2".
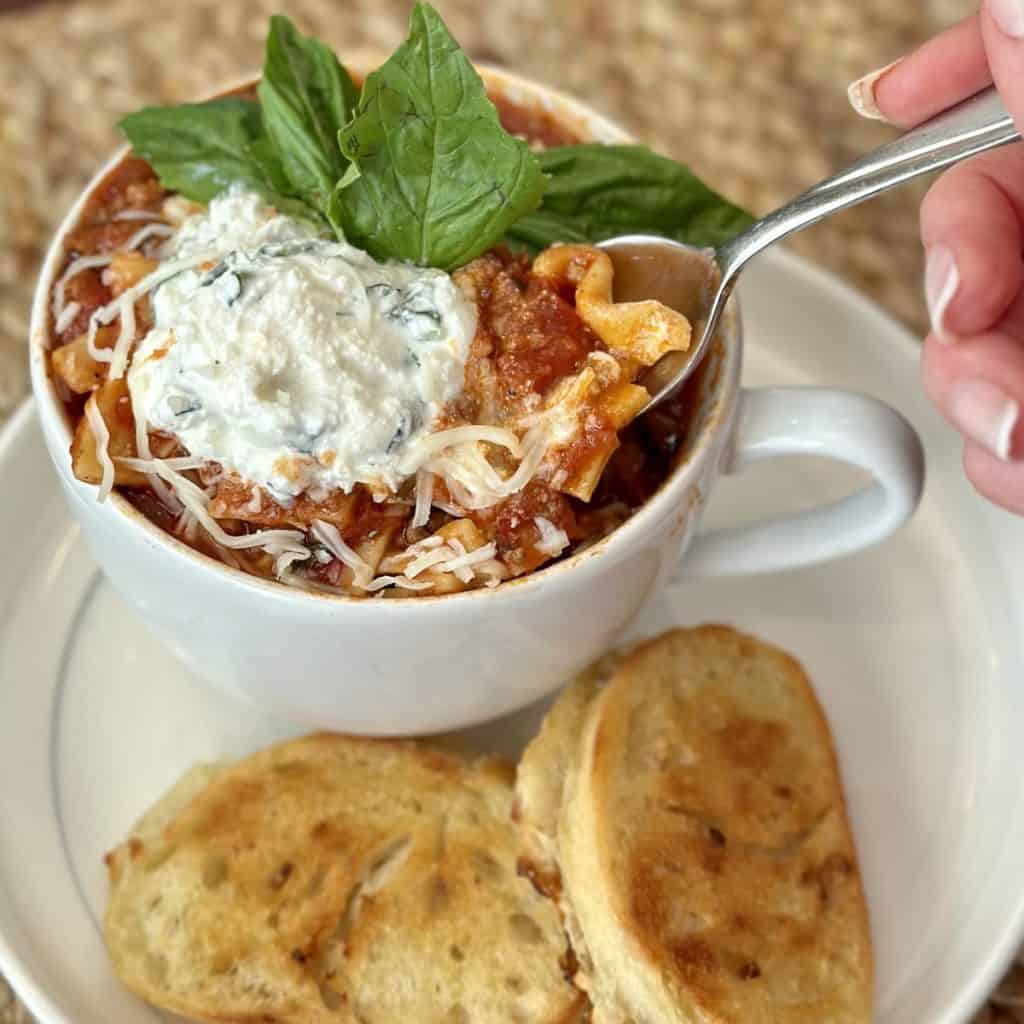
[{"x1": 127, "y1": 189, "x2": 477, "y2": 501}]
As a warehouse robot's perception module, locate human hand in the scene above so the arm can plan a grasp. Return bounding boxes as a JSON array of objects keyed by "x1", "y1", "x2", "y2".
[{"x1": 848, "y1": 4, "x2": 1024, "y2": 514}]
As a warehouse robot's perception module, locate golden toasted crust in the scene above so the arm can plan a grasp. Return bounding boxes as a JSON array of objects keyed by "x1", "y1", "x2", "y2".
[
  {"x1": 517, "y1": 626, "x2": 873, "y2": 1024},
  {"x1": 104, "y1": 732, "x2": 586, "y2": 1024}
]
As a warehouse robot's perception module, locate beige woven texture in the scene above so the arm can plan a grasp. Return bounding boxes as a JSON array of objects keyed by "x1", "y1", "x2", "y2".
[{"x1": 0, "y1": 0, "x2": 1018, "y2": 1021}]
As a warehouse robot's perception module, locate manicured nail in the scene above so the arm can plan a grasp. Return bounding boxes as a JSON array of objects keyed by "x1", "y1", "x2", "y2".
[
  {"x1": 924, "y1": 245, "x2": 959, "y2": 344},
  {"x1": 949, "y1": 378, "x2": 1020, "y2": 461},
  {"x1": 988, "y1": 0, "x2": 1024, "y2": 38},
  {"x1": 847, "y1": 59, "x2": 902, "y2": 121}
]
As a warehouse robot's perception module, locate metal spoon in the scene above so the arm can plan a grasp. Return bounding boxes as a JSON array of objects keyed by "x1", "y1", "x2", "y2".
[{"x1": 599, "y1": 86, "x2": 1020, "y2": 413}]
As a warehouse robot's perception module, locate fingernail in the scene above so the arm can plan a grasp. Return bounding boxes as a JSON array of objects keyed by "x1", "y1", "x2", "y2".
[
  {"x1": 847, "y1": 59, "x2": 902, "y2": 121},
  {"x1": 988, "y1": 0, "x2": 1024, "y2": 38},
  {"x1": 949, "y1": 378, "x2": 1021, "y2": 461},
  {"x1": 925, "y1": 245, "x2": 960, "y2": 344}
]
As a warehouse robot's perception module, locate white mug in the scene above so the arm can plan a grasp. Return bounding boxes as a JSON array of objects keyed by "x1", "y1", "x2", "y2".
[{"x1": 29, "y1": 66, "x2": 925, "y2": 735}]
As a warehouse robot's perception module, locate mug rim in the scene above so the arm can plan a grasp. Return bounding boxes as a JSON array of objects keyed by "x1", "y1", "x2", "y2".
[{"x1": 28, "y1": 63, "x2": 743, "y2": 608}]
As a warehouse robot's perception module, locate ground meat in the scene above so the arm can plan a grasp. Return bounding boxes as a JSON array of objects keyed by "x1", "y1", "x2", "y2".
[
  {"x1": 454, "y1": 248, "x2": 600, "y2": 416},
  {"x1": 470, "y1": 478, "x2": 577, "y2": 576}
]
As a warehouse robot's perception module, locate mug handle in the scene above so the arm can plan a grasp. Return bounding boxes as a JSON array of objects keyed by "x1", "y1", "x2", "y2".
[{"x1": 678, "y1": 387, "x2": 926, "y2": 577}]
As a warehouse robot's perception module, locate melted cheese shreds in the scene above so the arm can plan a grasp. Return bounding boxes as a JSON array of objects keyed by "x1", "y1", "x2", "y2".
[
  {"x1": 84, "y1": 396, "x2": 115, "y2": 503},
  {"x1": 113, "y1": 209, "x2": 166, "y2": 222},
  {"x1": 438, "y1": 541, "x2": 498, "y2": 575},
  {"x1": 127, "y1": 455, "x2": 308, "y2": 555},
  {"x1": 311, "y1": 520, "x2": 371, "y2": 582},
  {"x1": 405, "y1": 546, "x2": 456, "y2": 579},
  {"x1": 116, "y1": 454, "x2": 207, "y2": 473},
  {"x1": 534, "y1": 515, "x2": 570, "y2": 557},
  {"x1": 412, "y1": 470, "x2": 434, "y2": 529},
  {"x1": 396, "y1": 425, "x2": 522, "y2": 474},
  {"x1": 122, "y1": 223, "x2": 174, "y2": 251},
  {"x1": 364, "y1": 575, "x2": 434, "y2": 593},
  {"x1": 133, "y1": 411, "x2": 182, "y2": 514},
  {"x1": 55, "y1": 301, "x2": 81, "y2": 335},
  {"x1": 52, "y1": 254, "x2": 113, "y2": 321},
  {"x1": 85, "y1": 248, "x2": 219, "y2": 371}
]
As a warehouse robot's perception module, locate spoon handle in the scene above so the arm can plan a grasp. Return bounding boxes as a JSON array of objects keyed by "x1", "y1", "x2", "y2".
[{"x1": 717, "y1": 87, "x2": 1020, "y2": 285}]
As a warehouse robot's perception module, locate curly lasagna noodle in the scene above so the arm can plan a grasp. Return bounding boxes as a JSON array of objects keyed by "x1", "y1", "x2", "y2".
[{"x1": 49, "y1": 108, "x2": 699, "y2": 598}]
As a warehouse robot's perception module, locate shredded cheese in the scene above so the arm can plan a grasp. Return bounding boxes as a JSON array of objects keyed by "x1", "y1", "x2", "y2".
[
  {"x1": 534, "y1": 516, "x2": 570, "y2": 557},
  {"x1": 55, "y1": 301, "x2": 81, "y2": 335},
  {"x1": 437, "y1": 538, "x2": 472, "y2": 583},
  {"x1": 245, "y1": 486, "x2": 264, "y2": 515},
  {"x1": 128, "y1": 455, "x2": 308, "y2": 556},
  {"x1": 274, "y1": 548, "x2": 310, "y2": 576},
  {"x1": 132, "y1": 411, "x2": 183, "y2": 514},
  {"x1": 116, "y1": 455, "x2": 208, "y2": 473},
  {"x1": 84, "y1": 397, "x2": 115, "y2": 502},
  {"x1": 85, "y1": 248, "x2": 219, "y2": 372},
  {"x1": 474, "y1": 558, "x2": 507, "y2": 588},
  {"x1": 405, "y1": 546, "x2": 456, "y2": 579},
  {"x1": 310, "y1": 520, "x2": 371, "y2": 583},
  {"x1": 52, "y1": 254, "x2": 113, "y2": 322},
  {"x1": 421, "y1": 425, "x2": 550, "y2": 511},
  {"x1": 412, "y1": 470, "x2": 434, "y2": 528},
  {"x1": 52, "y1": 222, "x2": 173, "y2": 330},
  {"x1": 396, "y1": 425, "x2": 522, "y2": 475},
  {"x1": 113, "y1": 210, "x2": 166, "y2": 222},
  {"x1": 121, "y1": 223, "x2": 174, "y2": 250},
  {"x1": 438, "y1": 542, "x2": 498, "y2": 576},
  {"x1": 364, "y1": 575, "x2": 434, "y2": 592}
]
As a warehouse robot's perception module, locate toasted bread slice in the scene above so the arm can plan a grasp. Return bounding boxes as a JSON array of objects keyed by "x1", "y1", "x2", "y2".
[
  {"x1": 516, "y1": 626, "x2": 873, "y2": 1024},
  {"x1": 104, "y1": 733, "x2": 586, "y2": 1024}
]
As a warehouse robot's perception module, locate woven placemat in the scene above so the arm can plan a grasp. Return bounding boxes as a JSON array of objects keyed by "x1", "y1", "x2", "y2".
[{"x1": 0, "y1": 1, "x2": 1019, "y2": 1021}]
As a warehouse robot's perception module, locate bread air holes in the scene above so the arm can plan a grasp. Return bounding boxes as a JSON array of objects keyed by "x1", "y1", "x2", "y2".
[
  {"x1": 470, "y1": 849, "x2": 503, "y2": 882},
  {"x1": 508, "y1": 912, "x2": 544, "y2": 944},
  {"x1": 143, "y1": 952, "x2": 168, "y2": 986},
  {"x1": 445, "y1": 1004, "x2": 470, "y2": 1024},
  {"x1": 427, "y1": 873, "x2": 450, "y2": 914},
  {"x1": 201, "y1": 854, "x2": 228, "y2": 889},
  {"x1": 318, "y1": 982, "x2": 344, "y2": 1011}
]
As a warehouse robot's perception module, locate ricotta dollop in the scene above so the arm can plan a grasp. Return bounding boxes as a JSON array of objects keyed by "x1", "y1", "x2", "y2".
[{"x1": 127, "y1": 190, "x2": 477, "y2": 500}]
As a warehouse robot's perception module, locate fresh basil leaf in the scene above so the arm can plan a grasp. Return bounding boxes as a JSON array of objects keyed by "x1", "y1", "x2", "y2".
[
  {"x1": 258, "y1": 15, "x2": 359, "y2": 211},
  {"x1": 332, "y1": 2, "x2": 546, "y2": 269},
  {"x1": 119, "y1": 98, "x2": 319, "y2": 223},
  {"x1": 505, "y1": 144, "x2": 754, "y2": 252}
]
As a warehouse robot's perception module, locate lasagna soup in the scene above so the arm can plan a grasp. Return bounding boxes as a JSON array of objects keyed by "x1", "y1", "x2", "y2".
[{"x1": 48, "y1": 101, "x2": 701, "y2": 597}]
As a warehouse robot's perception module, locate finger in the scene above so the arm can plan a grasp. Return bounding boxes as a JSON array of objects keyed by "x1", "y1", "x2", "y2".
[
  {"x1": 963, "y1": 440, "x2": 1024, "y2": 513},
  {"x1": 921, "y1": 331, "x2": 1024, "y2": 464},
  {"x1": 849, "y1": 16, "x2": 992, "y2": 126},
  {"x1": 919, "y1": 148, "x2": 1024, "y2": 340},
  {"x1": 983, "y1": 0, "x2": 1024, "y2": 129}
]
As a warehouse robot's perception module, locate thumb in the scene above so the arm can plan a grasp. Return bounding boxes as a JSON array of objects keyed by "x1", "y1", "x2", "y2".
[{"x1": 982, "y1": 0, "x2": 1024, "y2": 128}]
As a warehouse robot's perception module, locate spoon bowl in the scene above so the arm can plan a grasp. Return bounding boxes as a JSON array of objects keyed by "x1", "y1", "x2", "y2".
[{"x1": 603, "y1": 85, "x2": 1019, "y2": 414}]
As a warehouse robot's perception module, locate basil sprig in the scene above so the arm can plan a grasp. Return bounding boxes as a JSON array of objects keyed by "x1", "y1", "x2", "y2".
[
  {"x1": 118, "y1": 97, "x2": 318, "y2": 224},
  {"x1": 506, "y1": 144, "x2": 755, "y2": 253},
  {"x1": 258, "y1": 15, "x2": 359, "y2": 212},
  {"x1": 118, "y1": 6, "x2": 753, "y2": 270},
  {"x1": 331, "y1": 4, "x2": 545, "y2": 270}
]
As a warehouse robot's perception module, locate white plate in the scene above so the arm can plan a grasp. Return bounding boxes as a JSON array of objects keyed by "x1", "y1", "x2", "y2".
[{"x1": 2, "y1": 249, "x2": 1023, "y2": 1024}]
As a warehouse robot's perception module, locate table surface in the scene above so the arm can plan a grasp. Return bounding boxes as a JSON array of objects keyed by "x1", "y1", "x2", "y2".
[{"x1": 0, "y1": 1, "x2": 1020, "y2": 1021}]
